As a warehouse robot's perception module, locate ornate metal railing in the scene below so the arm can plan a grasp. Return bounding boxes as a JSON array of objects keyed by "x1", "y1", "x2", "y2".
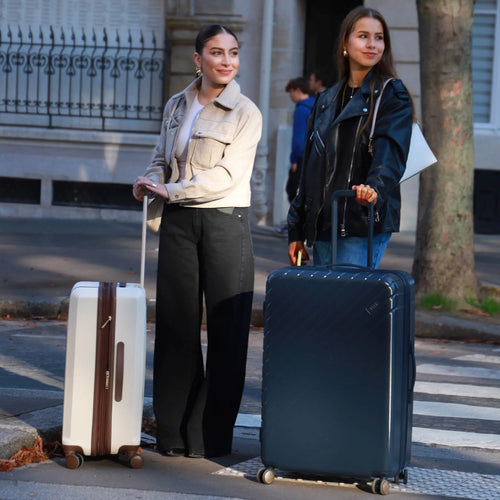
[{"x1": 0, "y1": 25, "x2": 168, "y2": 132}]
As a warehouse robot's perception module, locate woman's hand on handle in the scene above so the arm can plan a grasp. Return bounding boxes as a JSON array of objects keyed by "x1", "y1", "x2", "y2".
[
  {"x1": 133, "y1": 176, "x2": 169, "y2": 202},
  {"x1": 288, "y1": 241, "x2": 309, "y2": 266},
  {"x1": 352, "y1": 184, "x2": 377, "y2": 207}
]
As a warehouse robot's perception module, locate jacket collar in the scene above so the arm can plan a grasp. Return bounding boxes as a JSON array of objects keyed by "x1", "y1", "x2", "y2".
[
  {"x1": 182, "y1": 77, "x2": 241, "y2": 110},
  {"x1": 317, "y1": 69, "x2": 383, "y2": 126}
]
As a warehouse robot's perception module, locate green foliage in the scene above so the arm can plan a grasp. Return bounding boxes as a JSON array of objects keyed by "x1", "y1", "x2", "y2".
[
  {"x1": 466, "y1": 295, "x2": 500, "y2": 316},
  {"x1": 420, "y1": 293, "x2": 457, "y2": 311},
  {"x1": 480, "y1": 298, "x2": 500, "y2": 316}
]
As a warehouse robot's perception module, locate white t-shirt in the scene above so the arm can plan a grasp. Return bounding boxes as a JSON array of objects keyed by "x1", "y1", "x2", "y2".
[{"x1": 174, "y1": 94, "x2": 205, "y2": 180}]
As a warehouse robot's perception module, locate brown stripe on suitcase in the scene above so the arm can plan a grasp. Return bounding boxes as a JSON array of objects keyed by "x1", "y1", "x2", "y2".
[{"x1": 91, "y1": 282, "x2": 117, "y2": 456}]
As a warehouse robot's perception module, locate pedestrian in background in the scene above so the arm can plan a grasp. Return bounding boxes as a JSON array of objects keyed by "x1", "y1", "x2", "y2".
[
  {"x1": 308, "y1": 68, "x2": 331, "y2": 96},
  {"x1": 133, "y1": 24, "x2": 262, "y2": 458},
  {"x1": 285, "y1": 77, "x2": 316, "y2": 204},
  {"x1": 288, "y1": 6, "x2": 413, "y2": 268}
]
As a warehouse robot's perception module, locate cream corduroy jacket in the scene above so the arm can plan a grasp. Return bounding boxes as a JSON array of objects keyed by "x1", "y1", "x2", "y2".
[{"x1": 143, "y1": 77, "x2": 262, "y2": 208}]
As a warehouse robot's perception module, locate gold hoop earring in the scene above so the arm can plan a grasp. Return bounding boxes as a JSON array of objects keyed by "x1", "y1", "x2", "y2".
[
  {"x1": 343, "y1": 49, "x2": 348, "y2": 58},
  {"x1": 195, "y1": 66, "x2": 202, "y2": 77}
]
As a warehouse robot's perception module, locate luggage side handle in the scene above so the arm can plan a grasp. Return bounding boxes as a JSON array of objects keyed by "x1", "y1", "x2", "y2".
[
  {"x1": 331, "y1": 190, "x2": 374, "y2": 268},
  {"x1": 115, "y1": 342, "x2": 125, "y2": 402}
]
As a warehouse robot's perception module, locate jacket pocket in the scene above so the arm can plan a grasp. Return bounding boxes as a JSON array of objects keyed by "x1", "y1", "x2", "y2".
[{"x1": 190, "y1": 131, "x2": 232, "y2": 171}]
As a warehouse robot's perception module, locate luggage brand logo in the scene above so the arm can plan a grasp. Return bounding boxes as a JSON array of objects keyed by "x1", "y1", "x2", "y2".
[{"x1": 365, "y1": 301, "x2": 380, "y2": 316}]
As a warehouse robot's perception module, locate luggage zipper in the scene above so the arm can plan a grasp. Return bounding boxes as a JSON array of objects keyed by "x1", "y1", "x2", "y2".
[
  {"x1": 341, "y1": 116, "x2": 363, "y2": 236},
  {"x1": 102, "y1": 316, "x2": 112, "y2": 391},
  {"x1": 91, "y1": 282, "x2": 116, "y2": 456}
]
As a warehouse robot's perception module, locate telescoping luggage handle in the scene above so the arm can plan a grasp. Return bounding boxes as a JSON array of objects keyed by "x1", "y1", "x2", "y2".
[
  {"x1": 140, "y1": 196, "x2": 148, "y2": 288},
  {"x1": 331, "y1": 190, "x2": 374, "y2": 269}
]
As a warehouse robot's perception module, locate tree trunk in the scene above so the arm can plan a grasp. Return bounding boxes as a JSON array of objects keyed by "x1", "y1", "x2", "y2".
[{"x1": 413, "y1": 0, "x2": 480, "y2": 302}]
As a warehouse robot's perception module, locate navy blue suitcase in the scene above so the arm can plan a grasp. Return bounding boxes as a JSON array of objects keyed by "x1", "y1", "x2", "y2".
[{"x1": 259, "y1": 191, "x2": 415, "y2": 494}]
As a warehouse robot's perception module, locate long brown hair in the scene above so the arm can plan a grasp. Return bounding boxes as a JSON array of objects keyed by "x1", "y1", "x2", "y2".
[
  {"x1": 337, "y1": 6, "x2": 397, "y2": 84},
  {"x1": 336, "y1": 7, "x2": 414, "y2": 128}
]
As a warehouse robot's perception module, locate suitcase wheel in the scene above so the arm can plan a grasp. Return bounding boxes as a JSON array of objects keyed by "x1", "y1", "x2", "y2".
[
  {"x1": 129, "y1": 453, "x2": 144, "y2": 469},
  {"x1": 401, "y1": 469, "x2": 408, "y2": 485},
  {"x1": 371, "y1": 477, "x2": 390, "y2": 495},
  {"x1": 65, "y1": 452, "x2": 84, "y2": 469},
  {"x1": 257, "y1": 467, "x2": 275, "y2": 485},
  {"x1": 394, "y1": 469, "x2": 408, "y2": 485}
]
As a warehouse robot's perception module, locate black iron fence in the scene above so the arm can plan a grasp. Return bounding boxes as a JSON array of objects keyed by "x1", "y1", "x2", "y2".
[{"x1": 0, "y1": 25, "x2": 168, "y2": 132}]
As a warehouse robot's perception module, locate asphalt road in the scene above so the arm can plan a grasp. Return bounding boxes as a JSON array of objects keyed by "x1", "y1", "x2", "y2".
[{"x1": 0, "y1": 319, "x2": 499, "y2": 499}]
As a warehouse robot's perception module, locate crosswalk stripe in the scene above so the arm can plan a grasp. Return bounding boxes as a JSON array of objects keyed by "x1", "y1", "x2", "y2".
[
  {"x1": 453, "y1": 354, "x2": 500, "y2": 365},
  {"x1": 0, "y1": 353, "x2": 64, "y2": 390},
  {"x1": 413, "y1": 400, "x2": 500, "y2": 421},
  {"x1": 414, "y1": 381, "x2": 500, "y2": 400},
  {"x1": 236, "y1": 414, "x2": 500, "y2": 451},
  {"x1": 412, "y1": 427, "x2": 500, "y2": 450},
  {"x1": 236, "y1": 413, "x2": 261, "y2": 427},
  {"x1": 418, "y1": 363, "x2": 500, "y2": 380},
  {"x1": 236, "y1": 415, "x2": 500, "y2": 450},
  {"x1": 238, "y1": 402, "x2": 500, "y2": 429}
]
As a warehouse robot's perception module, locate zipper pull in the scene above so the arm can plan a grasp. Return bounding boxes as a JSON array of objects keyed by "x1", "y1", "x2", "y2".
[
  {"x1": 105, "y1": 370, "x2": 110, "y2": 390},
  {"x1": 340, "y1": 225, "x2": 346, "y2": 237},
  {"x1": 101, "y1": 316, "x2": 112, "y2": 329},
  {"x1": 375, "y1": 211, "x2": 380, "y2": 223}
]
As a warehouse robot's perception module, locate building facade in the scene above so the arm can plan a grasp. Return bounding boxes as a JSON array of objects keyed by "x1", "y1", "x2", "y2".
[{"x1": 0, "y1": 0, "x2": 498, "y2": 232}]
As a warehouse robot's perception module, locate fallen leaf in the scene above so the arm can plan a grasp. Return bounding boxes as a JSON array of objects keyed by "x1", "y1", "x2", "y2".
[
  {"x1": 460, "y1": 309, "x2": 490, "y2": 317},
  {"x1": 0, "y1": 437, "x2": 49, "y2": 471}
]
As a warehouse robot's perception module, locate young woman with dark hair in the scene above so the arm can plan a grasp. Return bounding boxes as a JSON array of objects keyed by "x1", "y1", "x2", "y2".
[{"x1": 133, "y1": 24, "x2": 262, "y2": 459}]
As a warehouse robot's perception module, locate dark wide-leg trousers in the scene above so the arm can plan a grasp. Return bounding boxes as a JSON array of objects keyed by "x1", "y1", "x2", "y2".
[{"x1": 153, "y1": 205, "x2": 254, "y2": 456}]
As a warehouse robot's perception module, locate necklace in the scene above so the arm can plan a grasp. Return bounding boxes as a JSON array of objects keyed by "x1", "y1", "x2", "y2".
[{"x1": 341, "y1": 83, "x2": 356, "y2": 108}]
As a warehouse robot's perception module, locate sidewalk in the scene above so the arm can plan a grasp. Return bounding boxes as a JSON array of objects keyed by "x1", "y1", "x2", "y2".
[
  {"x1": 0, "y1": 216, "x2": 499, "y2": 464},
  {"x1": 0, "y1": 216, "x2": 499, "y2": 336}
]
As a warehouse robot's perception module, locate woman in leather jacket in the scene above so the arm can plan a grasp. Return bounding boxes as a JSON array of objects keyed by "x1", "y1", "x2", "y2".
[{"x1": 288, "y1": 6, "x2": 413, "y2": 268}]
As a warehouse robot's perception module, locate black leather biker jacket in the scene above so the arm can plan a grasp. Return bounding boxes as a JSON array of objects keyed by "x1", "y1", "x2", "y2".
[{"x1": 288, "y1": 70, "x2": 413, "y2": 246}]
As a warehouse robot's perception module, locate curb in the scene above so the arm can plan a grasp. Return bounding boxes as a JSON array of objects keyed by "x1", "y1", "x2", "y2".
[
  {"x1": 414, "y1": 310, "x2": 500, "y2": 342},
  {"x1": 0, "y1": 399, "x2": 154, "y2": 460},
  {"x1": 0, "y1": 298, "x2": 156, "y2": 322},
  {"x1": 0, "y1": 298, "x2": 69, "y2": 321},
  {"x1": 1, "y1": 298, "x2": 499, "y2": 343},
  {"x1": 0, "y1": 406, "x2": 63, "y2": 460}
]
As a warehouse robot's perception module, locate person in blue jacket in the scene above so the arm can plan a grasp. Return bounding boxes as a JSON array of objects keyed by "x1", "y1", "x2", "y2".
[{"x1": 285, "y1": 77, "x2": 316, "y2": 203}]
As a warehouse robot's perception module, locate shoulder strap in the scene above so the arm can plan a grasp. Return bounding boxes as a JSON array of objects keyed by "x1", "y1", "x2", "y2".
[{"x1": 368, "y1": 78, "x2": 394, "y2": 152}]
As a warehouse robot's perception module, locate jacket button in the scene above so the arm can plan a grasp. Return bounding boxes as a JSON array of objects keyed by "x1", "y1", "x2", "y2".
[{"x1": 363, "y1": 108, "x2": 368, "y2": 113}]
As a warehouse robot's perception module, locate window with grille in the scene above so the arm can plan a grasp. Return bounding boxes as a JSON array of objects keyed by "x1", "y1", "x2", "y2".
[
  {"x1": 0, "y1": 0, "x2": 168, "y2": 133},
  {"x1": 0, "y1": 26, "x2": 168, "y2": 133},
  {"x1": 473, "y1": 0, "x2": 500, "y2": 126}
]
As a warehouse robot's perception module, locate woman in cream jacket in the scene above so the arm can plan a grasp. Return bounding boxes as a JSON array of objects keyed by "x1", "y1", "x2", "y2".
[{"x1": 133, "y1": 24, "x2": 262, "y2": 459}]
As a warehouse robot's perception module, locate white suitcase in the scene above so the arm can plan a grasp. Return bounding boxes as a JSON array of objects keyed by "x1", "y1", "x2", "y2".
[{"x1": 62, "y1": 200, "x2": 149, "y2": 469}]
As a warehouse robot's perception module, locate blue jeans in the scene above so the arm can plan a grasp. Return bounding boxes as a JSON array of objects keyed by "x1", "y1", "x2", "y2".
[{"x1": 313, "y1": 231, "x2": 392, "y2": 268}]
